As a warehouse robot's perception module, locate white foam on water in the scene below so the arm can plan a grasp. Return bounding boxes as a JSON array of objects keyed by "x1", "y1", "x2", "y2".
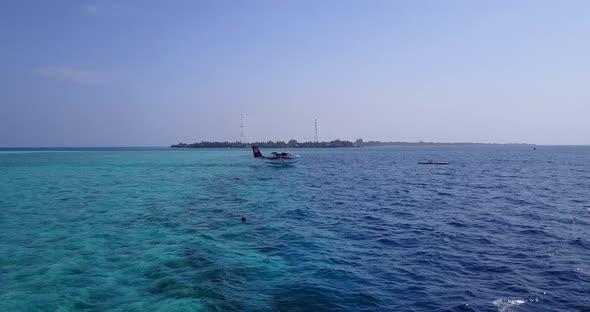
[{"x1": 492, "y1": 298, "x2": 526, "y2": 312}]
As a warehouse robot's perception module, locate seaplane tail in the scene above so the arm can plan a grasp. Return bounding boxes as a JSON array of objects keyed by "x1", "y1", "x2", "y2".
[{"x1": 252, "y1": 146, "x2": 265, "y2": 158}]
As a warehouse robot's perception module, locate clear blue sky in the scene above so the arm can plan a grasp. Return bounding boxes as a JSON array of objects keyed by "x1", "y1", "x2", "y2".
[{"x1": 1, "y1": 0, "x2": 589, "y2": 146}]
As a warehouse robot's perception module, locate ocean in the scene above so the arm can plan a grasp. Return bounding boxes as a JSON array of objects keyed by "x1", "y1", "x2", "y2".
[{"x1": 1, "y1": 146, "x2": 589, "y2": 311}]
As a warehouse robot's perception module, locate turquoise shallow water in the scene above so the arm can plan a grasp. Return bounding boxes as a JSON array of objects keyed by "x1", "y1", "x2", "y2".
[{"x1": 1, "y1": 146, "x2": 589, "y2": 311}]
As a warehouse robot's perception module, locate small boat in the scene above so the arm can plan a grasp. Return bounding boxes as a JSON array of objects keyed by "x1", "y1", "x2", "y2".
[
  {"x1": 251, "y1": 146, "x2": 300, "y2": 165},
  {"x1": 418, "y1": 160, "x2": 449, "y2": 165}
]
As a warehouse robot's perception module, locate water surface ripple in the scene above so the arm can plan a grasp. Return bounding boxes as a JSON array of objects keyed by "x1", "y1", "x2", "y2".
[{"x1": 1, "y1": 146, "x2": 589, "y2": 311}]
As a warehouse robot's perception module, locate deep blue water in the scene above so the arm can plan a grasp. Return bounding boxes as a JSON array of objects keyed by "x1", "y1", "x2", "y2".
[{"x1": 1, "y1": 146, "x2": 589, "y2": 311}]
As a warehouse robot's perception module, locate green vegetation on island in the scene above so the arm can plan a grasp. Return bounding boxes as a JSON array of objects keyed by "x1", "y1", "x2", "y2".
[
  {"x1": 171, "y1": 139, "x2": 354, "y2": 148},
  {"x1": 171, "y1": 139, "x2": 534, "y2": 148}
]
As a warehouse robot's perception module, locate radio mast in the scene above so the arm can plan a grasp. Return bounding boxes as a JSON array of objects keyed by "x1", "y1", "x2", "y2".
[
  {"x1": 240, "y1": 113, "x2": 244, "y2": 144},
  {"x1": 314, "y1": 118, "x2": 318, "y2": 143}
]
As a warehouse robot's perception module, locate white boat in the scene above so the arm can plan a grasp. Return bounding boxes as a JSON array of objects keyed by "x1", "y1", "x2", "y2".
[{"x1": 418, "y1": 160, "x2": 449, "y2": 165}]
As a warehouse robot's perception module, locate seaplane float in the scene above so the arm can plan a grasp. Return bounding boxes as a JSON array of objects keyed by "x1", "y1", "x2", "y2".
[{"x1": 251, "y1": 146, "x2": 300, "y2": 165}]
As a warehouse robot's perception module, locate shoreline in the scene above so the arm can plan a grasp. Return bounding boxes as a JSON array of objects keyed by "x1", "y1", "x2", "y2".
[{"x1": 171, "y1": 141, "x2": 536, "y2": 149}]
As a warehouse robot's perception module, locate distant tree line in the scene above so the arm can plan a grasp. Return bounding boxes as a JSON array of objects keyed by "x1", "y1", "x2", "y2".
[
  {"x1": 171, "y1": 139, "x2": 355, "y2": 148},
  {"x1": 171, "y1": 139, "x2": 534, "y2": 148}
]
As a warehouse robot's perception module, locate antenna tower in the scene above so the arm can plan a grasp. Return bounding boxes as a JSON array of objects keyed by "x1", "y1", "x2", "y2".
[
  {"x1": 314, "y1": 118, "x2": 318, "y2": 143},
  {"x1": 240, "y1": 114, "x2": 244, "y2": 144}
]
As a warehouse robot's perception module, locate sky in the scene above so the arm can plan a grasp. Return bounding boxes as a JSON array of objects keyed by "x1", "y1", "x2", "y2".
[{"x1": 1, "y1": 0, "x2": 589, "y2": 146}]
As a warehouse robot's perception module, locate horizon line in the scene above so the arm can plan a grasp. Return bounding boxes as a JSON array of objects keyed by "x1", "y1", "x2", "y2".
[{"x1": 3, "y1": 143, "x2": 590, "y2": 149}]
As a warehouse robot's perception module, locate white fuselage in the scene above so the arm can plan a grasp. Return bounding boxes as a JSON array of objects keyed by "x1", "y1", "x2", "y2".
[{"x1": 261, "y1": 155, "x2": 300, "y2": 165}]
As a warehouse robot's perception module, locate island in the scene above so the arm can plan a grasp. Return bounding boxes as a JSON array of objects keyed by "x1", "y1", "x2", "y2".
[
  {"x1": 171, "y1": 139, "x2": 534, "y2": 148},
  {"x1": 171, "y1": 139, "x2": 354, "y2": 148}
]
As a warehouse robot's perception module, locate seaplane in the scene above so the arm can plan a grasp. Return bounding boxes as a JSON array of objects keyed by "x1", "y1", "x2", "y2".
[{"x1": 251, "y1": 146, "x2": 301, "y2": 165}]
